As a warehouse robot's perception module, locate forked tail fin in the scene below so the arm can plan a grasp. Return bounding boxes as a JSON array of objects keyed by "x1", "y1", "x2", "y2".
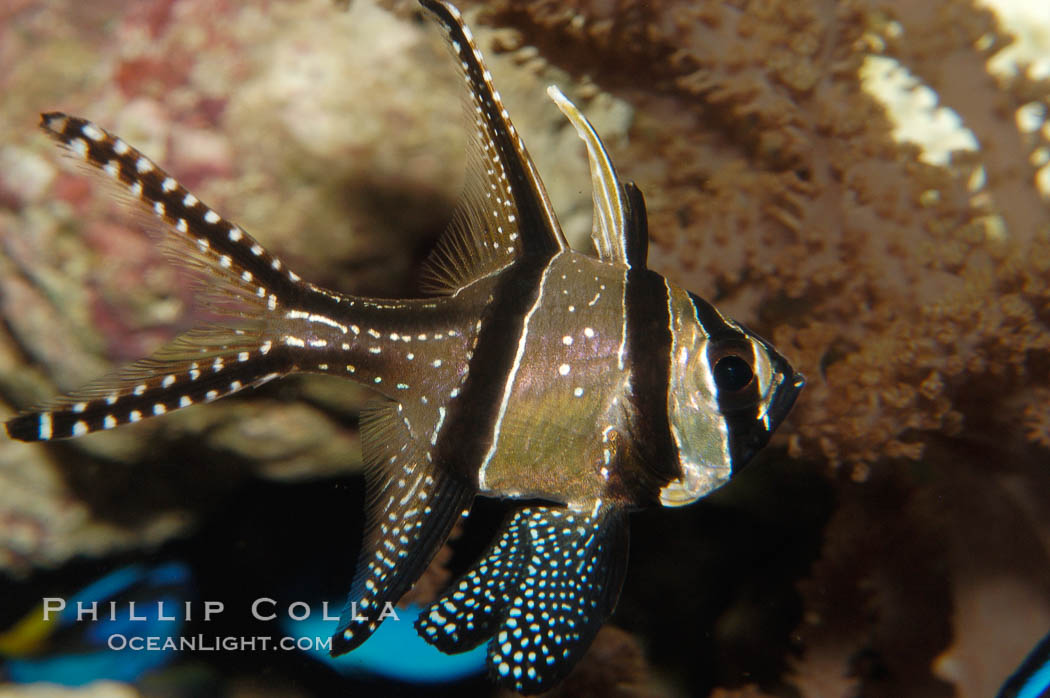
[{"x1": 5, "y1": 114, "x2": 306, "y2": 441}]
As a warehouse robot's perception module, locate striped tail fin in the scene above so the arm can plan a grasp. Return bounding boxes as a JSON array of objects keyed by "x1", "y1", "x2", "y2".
[
  {"x1": 5, "y1": 329, "x2": 286, "y2": 441},
  {"x1": 38, "y1": 113, "x2": 302, "y2": 311},
  {"x1": 5, "y1": 113, "x2": 304, "y2": 442}
]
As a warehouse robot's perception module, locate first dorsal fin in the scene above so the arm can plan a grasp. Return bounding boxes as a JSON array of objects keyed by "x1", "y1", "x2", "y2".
[
  {"x1": 419, "y1": 0, "x2": 567, "y2": 295},
  {"x1": 546, "y1": 86, "x2": 649, "y2": 270}
]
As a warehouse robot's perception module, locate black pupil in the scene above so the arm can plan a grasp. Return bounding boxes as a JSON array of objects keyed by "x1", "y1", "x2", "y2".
[{"x1": 713, "y1": 355, "x2": 753, "y2": 392}]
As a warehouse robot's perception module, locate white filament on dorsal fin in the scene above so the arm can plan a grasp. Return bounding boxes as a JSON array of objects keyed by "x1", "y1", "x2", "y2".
[{"x1": 547, "y1": 85, "x2": 629, "y2": 268}]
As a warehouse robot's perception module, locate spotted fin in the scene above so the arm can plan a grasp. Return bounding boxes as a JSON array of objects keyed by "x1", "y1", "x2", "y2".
[
  {"x1": 418, "y1": 0, "x2": 566, "y2": 295},
  {"x1": 5, "y1": 113, "x2": 302, "y2": 442},
  {"x1": 415, "y1": 502, "x2": 528, "y2": 653},
  {"x1": 547, "y1": 86, "x2": 649, "y2": 270},
  {"x1": 416, "y1": 502, "x2": 628, "y2": 694},
  {"x1": 331, "y1": 400, "x2": 474, "y2": 655}
]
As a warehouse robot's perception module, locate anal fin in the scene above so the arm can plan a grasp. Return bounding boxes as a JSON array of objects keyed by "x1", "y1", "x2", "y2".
[
  {"x1": 417, "y1": 501, "x2": 629, "y2": 695},
  {"x1": 331, "y1": 401, "x2": 474, "y2": 655}
]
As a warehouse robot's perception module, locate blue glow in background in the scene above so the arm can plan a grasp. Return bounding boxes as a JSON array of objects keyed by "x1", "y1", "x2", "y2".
[{"x1": 281, "y1": 602, "x2": 486, "y2": 684}]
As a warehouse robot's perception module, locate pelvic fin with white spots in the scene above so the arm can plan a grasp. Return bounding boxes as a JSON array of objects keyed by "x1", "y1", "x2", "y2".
[{"x1": 416, "y1": 502, "x2": 628, "y2": 694}]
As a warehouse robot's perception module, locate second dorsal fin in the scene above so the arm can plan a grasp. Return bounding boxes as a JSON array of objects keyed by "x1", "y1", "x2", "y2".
[{"x1": 419, "y1": 0, "x2": 567, "y2": 295}]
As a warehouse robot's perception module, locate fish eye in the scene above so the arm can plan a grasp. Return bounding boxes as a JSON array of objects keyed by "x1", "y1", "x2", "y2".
[{"x1": 713, "y1": 354, "x2": 753, "y2": 392}]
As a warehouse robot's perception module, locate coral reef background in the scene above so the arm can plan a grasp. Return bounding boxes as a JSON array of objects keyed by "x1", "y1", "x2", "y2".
[{"x1": 0, "y1": 0, "x2": 1048, "y2": 696}]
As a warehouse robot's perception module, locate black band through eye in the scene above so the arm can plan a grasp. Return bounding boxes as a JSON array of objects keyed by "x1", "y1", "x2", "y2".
[{"x1": 713, "y1": 355, "x2": 753, "y2": 393}]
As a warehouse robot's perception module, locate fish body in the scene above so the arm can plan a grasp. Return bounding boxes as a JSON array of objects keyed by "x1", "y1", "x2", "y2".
[{"x1": 5, "y1": 0, "x2": 803, "y2": 692}]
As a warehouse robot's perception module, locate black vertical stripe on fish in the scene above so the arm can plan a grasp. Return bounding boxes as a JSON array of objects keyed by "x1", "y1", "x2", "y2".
[
  {"x1": 688, "y1": 291, "x2": 793, "y2": 469},
  {"x1": 619, "y1": 268, "x2": 678, "y2": 505},
  {"x1": 417, "y1": 503, "x2": 628, "y2": 694},
  {"x1": 687, "y1": 292, "x2": 763, "y2": 469},
  {"x1": 687, "y1": 291, "x2": 741, "y2": 341},
  {"x1": 432, "y1": 255, "x2": 553, "y2": 484}
]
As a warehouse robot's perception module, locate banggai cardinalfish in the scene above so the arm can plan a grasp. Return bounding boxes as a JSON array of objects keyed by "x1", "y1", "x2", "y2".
[{"x1": 6, "y1": 0, "x2": 804, "y2": 692}]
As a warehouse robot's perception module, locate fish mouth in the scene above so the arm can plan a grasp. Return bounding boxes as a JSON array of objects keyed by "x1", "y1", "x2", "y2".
[
  {"x1": 728, "y1": 368, "x2": 804, "y2": 470},
  {"x1": 767, "y1": 370, "x2": 805, "y2": 432}
]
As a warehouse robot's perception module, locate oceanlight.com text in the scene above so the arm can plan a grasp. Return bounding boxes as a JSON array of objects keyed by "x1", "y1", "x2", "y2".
[{"x1": 107, "y1": 634, "x2": 333, "y2": 652}]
